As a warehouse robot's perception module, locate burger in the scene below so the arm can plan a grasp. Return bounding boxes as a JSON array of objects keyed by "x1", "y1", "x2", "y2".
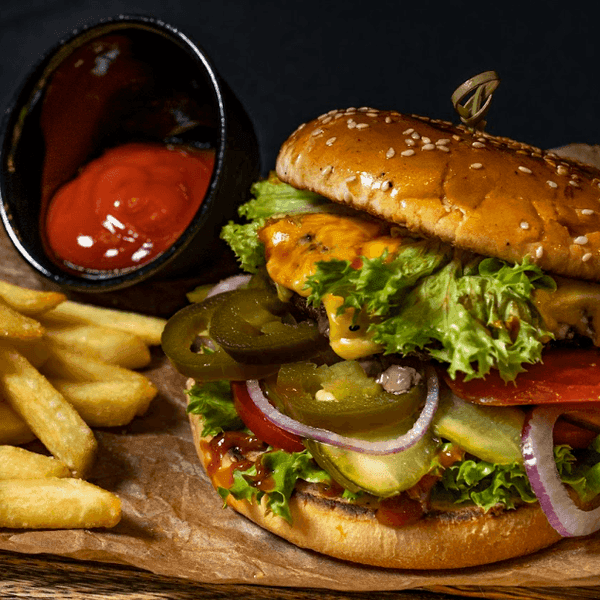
[{"x1": 161, "y1": 107, "x2": 600, "y2": 569}]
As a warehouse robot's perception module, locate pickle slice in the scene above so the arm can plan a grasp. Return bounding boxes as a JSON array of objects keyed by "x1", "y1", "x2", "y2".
[
  {"x1": 306, "y1": 427, "x2": 439, "y2": 496},
  {"x1": 432, "y1": 387, "x2": 525, "y2": 464}
]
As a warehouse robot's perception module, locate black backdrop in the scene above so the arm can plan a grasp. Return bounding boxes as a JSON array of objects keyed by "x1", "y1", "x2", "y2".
[{"x1": 1, "y1": 0, "x2": 597, "y2": 174}]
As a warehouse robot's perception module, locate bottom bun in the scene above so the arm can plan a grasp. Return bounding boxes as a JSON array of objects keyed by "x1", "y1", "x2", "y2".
[{"x1": 189, "y1": 412, "x2": 562, "y2": 570}]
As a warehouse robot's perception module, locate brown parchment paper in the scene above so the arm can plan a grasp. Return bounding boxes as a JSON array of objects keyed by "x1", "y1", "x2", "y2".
[{"x1": 2, "y1": 144, "x2": 600, "y2": 592}]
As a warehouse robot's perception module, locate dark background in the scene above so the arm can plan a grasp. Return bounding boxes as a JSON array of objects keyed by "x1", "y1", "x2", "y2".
[{"x1": 0, "y1": 0, "x2": 597, "y2": 174}]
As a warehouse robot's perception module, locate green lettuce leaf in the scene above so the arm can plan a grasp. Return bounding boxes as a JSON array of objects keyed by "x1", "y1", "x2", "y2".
[
  {"x1": 305, "y1": 239, "x2": 451, "y2": 317},
  {"x1": 220, "y1": 173, "x2": 329, "y2": 273},
  {"x1": 440, "y1": 444, "x2": 600, "y2": 512},
  {"x1": 219, "y1": 449, "x2": 331, "y2": 523},
  {"x1": 306, "y1": 247, "x2": 554, "y2": 381},
  {"x1": 186, "y1": 381, "x2": 244, "y2": 437}
]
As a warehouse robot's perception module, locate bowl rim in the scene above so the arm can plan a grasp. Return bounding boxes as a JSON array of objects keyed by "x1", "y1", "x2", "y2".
[{"x1": 0, "y1": 13, "x2": 229, "y2": 292}]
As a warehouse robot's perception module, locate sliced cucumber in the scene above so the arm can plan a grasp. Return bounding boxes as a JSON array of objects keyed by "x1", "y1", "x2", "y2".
[{"x1": 432, "y1": 387, "x2": 525, "y2": 464}]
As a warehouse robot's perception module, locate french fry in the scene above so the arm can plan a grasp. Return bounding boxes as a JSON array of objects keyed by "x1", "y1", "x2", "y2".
[
  {"x1": 0, "y1": 446, "x2": 70, "y2": 479},
  {"x1": 0, "y1": 343, "x2": 97, "y2": 477},
  {"x1": 0, "y1": 401, "x2": 35, "y2": 445},
  {"x1": 9, "y1": 338, "x2": 50, "y2": 369},
  {"x1": 42, "y1": 300, "x2": 166, "y2": 346},
  {"x1": 41, "y1": 343, "x2": 157, "y2": 416},
  {"x1": 44, "y1": 324, "x2": 151, "y2": 369},
  {"x1": 50, "y1": 379, "x2": 154, "y2": 427},
  {"x1": 0, "y1": 281, "x2": 66, "y2": 316},
  {"x1": 0, "y1": 297, "x2": 45, "y2": 340},
  {"x1": 0, "y1": 478, "x2": 121, "y2": 529}
]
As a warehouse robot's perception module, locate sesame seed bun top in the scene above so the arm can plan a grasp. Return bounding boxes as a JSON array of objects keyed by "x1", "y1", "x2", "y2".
[{"x1": 276, "y1": 107, "x2": 600, "y2": 282}]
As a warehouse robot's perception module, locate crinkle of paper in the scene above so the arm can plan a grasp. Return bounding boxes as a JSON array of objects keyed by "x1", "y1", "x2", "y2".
[{"x1": 2, "y1": 143, "x2": 600, "y2": 591}]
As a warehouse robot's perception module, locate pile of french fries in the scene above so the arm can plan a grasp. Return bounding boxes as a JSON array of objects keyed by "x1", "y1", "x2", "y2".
[{"x1": 0, "y1": 280, "x2": 166, "y2": 530}]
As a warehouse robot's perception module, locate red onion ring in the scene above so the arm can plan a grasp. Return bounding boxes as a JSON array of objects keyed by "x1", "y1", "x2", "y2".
[
  {"x1": 522, "y1": 405, "x2": 600, "y2": 537},
  {"x1": 246, "y1": 366, "x2": 439, "y2": 455},
  {"x1": 205, "y1": 275, "x2": 251, "y2": 298}
]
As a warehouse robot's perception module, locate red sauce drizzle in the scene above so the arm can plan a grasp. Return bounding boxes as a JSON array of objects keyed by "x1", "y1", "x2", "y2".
[{"x1": 202, "y1": 431, "x2": 272, "y2": 490}]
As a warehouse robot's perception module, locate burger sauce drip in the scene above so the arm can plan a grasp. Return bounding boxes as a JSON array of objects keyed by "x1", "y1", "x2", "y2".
[
  {"x1": 45, "y1": 143, "x2": 215, "y2": 271},
  {"x1": 202, "y1": 431, "x2": 275, "y2": 491},
  {"x1": 376, "y1": 445, "x2": 464, "y2": 528}
]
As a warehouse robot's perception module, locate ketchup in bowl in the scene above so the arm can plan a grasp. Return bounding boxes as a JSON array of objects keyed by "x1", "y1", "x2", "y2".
[{"x1": 44, "y1": 142, "x2": 214, "y2": 272}]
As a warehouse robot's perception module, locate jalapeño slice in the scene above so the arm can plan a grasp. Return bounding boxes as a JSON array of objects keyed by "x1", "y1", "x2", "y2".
[
  {"x1": 209, "y1": 288, "x2": 327, "y2": 365},
  {"x1": 161, "y1": 292, "x2": 279, "y2": 381}
]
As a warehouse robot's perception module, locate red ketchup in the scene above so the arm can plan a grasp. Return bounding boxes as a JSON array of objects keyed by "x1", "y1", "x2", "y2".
[{"x1": 44, "y1": 142, "x2": 214, "y2": 271}]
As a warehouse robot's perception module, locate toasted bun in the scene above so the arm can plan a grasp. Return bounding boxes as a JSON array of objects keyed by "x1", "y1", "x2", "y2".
[
  {"x1": 276, "y1": 108, "x2": 600, "y2": 282},
  {"x1": 189, "y1": 412, "x2": 562, "y2": 570}
]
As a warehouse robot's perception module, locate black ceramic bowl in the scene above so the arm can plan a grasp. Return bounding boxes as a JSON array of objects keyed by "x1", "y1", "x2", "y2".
[{"x1": 0, "y1": 14, "x2": 260, "y2": 292}]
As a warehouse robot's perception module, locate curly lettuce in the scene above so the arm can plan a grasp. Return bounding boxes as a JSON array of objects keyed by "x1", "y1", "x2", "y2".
[
  {"x1": 306, "y1": 249, "x2": 555, "y2": 382},
  {"x1": 440, "y1": 443, "x2": 600, "y2": 512}
]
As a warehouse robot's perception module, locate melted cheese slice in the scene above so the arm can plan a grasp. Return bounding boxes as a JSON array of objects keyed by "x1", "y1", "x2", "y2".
[
  {"x1": 533, "y1": 277, "x2": 600, "y2": 345},
  {"x1": 260, "y1": 212, "x2": 600, "y2": 360},
  {"x1": 259, "y1": 212, "x2": 401, "y2": 359}
]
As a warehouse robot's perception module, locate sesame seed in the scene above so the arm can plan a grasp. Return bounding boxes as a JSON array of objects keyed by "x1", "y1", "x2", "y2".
[
  {"x1": 535, "y1": 246, "x2": 544, "y2": 259},
  {"x1": 574, "y1": 236, "x2": 589, "y2": 245},
  {"x1": 401, "y1": 149, "x2": 416, "y2": 157},
  {"x1": 386, "y1": 147, "x2": 396, "y2": 159},
  {"x1": 345, "y1": 175, "x2": 357, "y2": 183},
  {"x1": 405, "y1": 139, "x2": 416, "y2": 147},
  {"x1": 381, "y1": 180, "x2": 392, "y2": 191},
  {"x1": 358, "y1": 107, "x2": 370, "y2": 112},
  {"x1": 411, "y1": 131, "x2": 421, "y2": 140},
  {"x1": 325, "y1": 137, "x2": 336, "y2": 146},
  {"x1": 520, "y1": 221, "x2": 530, "y2": 230},
  {"x1": 403, "y1": 128, "x2": 414, "y2": 135},
  {"x1": 582, "y1": 209, "x2": 595, "y2": 215},
  {"x1": 437, "y1": 145, "x2": 450, "y2": 152},
  {"x1": 472, "y1": 142, "x2": 486, "y2": 148},
  {"x1": 366, "y1": 111, "x2": 378, "y2": 117},
  {"x1": 452, "y1": 135, "x2": 461, "y2": 141},
  {"x1": 347, "y1": 119, "x2": 356, "y2": 129},
  {"x1": 583, "y1": 253, "x2": 593, "y2": 262},
  {"x1": 421, "y1": 137, "x2": 431, "y2": 144},
  {"x1": 334, "y1": 112, "x2": 344, "y2": 119},
  {"x1": 312, "y1": 128, "x2": 324, "y2": 137},
  {"x1": 470, "y1": 163, "x2": 483, "y2": 170},
  {"x1": 322, "y1": 165, "x2": 333, "y2": 176},
  {"x1": 557, "y1": 165, "x2": 569, "y2": 175},
  {"x1": 385, "y1": 116, "x2": 392, "y2": 123},
  {"x1": 356, "y1": 123, "x2": 369, "y2": 130},
  {"x1": 547, "y1": 180, "x2": 558, "y2": 188},
  {"x1": 518, "y1": 166, "x2": 533, "y2": 174},
  {"x1": 569, "y1": 180, "x2": 581, "y2": 188},
  {"x1": 321, "y1": 116, "x2": 332, "y2": 124},
  {"x1": 422, "y1": 144, "x2": 435, "y2": 151},
  {"x1": 436, "y1": 139, "x2": 450, "y2": 146}
]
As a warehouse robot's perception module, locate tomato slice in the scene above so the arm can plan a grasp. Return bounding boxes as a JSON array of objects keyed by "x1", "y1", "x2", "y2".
[
  {"x1": 554, "y1": 418, "x2": 597, "y2": 448},
  {"x1": 444, "y1": 347, "x2": 600, "y2": 406},
  {"x1": 231, "y1": 381, "x2": 305, "y2": 453}
]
